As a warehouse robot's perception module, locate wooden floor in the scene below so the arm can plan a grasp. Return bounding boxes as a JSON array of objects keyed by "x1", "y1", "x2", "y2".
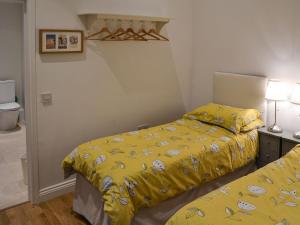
[{"x1": 0, "y1": 193, "x2": 89, "y2": 225}]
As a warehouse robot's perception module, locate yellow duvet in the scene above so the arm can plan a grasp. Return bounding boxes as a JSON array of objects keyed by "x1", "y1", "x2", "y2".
[
  {"x1": 62, "y1": 118, "x2": 258, "y2": 225},
  {"x1": 166, "y1": 145, "x2": 300, "y2": 225}
]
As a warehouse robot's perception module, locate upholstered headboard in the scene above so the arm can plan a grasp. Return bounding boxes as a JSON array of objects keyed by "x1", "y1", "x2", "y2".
[{"x1": 213, "y1": 72, "x2": 268, "y2": 121}]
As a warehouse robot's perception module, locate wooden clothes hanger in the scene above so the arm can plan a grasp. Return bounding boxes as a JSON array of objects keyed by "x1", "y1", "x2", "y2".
[
  {"x1": 122, "y1": 28, "x2": 147, "y2": 41},
  {"x1": 86, "y1": 19, "x2": 113, "y2": 40},
  {"x1": 138, "y1": 28, "x2": 160, "y2": 40},
  {"x1": 116, "y1": 20, "x2": 147, "y2": 41},
  {"x1": 137, "y1": 21, "x2": 160, "y2": 40},
  {"x1": 148, "y1": 28, "x2": 169, "y2": 41},
  {"x1": 87, "y1": 19, "x2": 169, "y2": 41},
  {"x1": 103, "y1": 20, "x2": 147, "y2": 41},
  {"x1": 140, "y1": 21, "x2": 169, "y2": 41},
  {"x1": 101, "y1": 19, "x2": 125, "y2": 41},
  {"x1": 86, "y1": 27, "x2": 112, "y2": 40},
  {"x1": 102, "y1": 27, "x2": 125, "y2": 41}
]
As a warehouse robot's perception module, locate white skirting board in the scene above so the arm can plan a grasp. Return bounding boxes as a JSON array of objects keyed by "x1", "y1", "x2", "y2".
[{"x1": 38, "y1": 178, "x2": 76, "y2": 202}]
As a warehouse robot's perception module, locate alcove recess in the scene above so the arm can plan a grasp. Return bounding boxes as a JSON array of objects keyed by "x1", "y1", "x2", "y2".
[{"x1": 78, "y1": 13, "x2": 170, "y2": 41}]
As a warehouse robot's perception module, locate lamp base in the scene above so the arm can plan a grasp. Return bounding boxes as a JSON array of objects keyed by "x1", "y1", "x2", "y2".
[
  {"x1": 294, "y1": 131, "x2": 300, "y2": 139},
  {"x1": 268, "y1": 124, "x2": 283, "y2": 133}
]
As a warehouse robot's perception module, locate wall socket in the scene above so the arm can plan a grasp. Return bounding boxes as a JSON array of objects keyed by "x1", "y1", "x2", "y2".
[
  {"x1": 40, "y1": 92, "x2": 53, "y2": 105},
  {"x1": 137, "y1": 124, "x2": 150, "y2": 130}
]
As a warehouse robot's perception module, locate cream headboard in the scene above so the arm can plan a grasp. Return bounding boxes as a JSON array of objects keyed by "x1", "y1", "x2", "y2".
[{"x1": 213, "y1": 72, "x2": 267, "y2": 120}]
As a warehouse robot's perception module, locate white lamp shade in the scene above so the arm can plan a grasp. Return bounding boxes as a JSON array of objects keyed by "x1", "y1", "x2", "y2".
[
  {"x1": 265, "y1": 80, "x2": 288, "y2": 101},
  {"x1": 291, "y1": 83, "x2": 300, "y2": 105}
]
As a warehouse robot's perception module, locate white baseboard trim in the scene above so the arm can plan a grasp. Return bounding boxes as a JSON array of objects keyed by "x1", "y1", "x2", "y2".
[{"x1": 39, "y1": 178, "x2": 76, "y2": 202}]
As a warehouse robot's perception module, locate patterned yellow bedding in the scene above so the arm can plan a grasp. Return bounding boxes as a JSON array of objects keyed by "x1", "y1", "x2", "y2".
[
  {"x1": 62, "y1": 118, "x2": 258, "y2": 225},
  {"x1": 166, "y1": 145, "x2": 300, "y2": 225}
]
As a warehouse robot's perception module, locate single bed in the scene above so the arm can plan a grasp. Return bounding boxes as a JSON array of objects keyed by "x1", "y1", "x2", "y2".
[
  {"x1": 166, "y1": 144, "x2": 300, "y2": 225},
  {"x1": 62, "y1": 72, "x2": 267, "y2": 225}
]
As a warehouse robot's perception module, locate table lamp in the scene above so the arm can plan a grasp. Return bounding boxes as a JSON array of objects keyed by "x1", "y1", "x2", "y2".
[
  {"x1": 290, "y1": 83, "x2": 300, "y2": 139},
  {"x1": 265, "y1": 80, "x2": 288, "y2": 133}
]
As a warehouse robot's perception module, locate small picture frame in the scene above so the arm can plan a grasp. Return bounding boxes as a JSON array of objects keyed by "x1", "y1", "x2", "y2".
[{"x1": 39, "y1": 29, "x2": 84, "y2": 54}]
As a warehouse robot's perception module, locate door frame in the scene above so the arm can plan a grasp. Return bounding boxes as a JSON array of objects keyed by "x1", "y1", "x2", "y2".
[{"x1": 24, "y1": 0, "x2": 39, "y2": 203}]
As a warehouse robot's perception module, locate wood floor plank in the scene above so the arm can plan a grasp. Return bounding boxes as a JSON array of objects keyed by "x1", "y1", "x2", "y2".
[
  {"x1": 0, "y1": 211, "x2": 10, "y2": 225},
  {"x1": 0, "y1": 193, "x2": 89, "y2": 225},
  {"x1": 39, "y1": 202, "x2": 62, "y2": 225}
]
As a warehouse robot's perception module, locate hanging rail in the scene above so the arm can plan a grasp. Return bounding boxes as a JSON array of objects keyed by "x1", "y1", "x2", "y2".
[{"x1": 79, "y1": 13, "x2": 170, "y2": 42}]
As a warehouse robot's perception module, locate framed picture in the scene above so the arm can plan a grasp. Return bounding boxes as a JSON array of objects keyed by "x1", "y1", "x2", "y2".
[{"x1": 39, "y1": 29, "x2": 84, "y2": 54}]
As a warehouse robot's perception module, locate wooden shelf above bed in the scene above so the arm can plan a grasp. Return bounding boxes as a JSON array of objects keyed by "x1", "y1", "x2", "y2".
[
  {"x1": 78, "y1": 13, "x2": 170, "y2": 41},
  {"x1": 78, "y1": 13, "x2": 170, "y2": 23}
]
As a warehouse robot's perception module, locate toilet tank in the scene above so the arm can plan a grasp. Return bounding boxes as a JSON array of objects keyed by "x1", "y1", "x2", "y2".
[{"x1": 0, "y1": 80, "x2": 16, "y2": 104}]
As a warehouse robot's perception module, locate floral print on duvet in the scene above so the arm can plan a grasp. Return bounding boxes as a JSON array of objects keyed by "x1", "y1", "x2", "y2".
[
  {"x1": 62, "y1": 118, "x2": 258, "y2": 225},
  {"x1": 166, "y1": 145, "x2": 300, "y2": 225}
]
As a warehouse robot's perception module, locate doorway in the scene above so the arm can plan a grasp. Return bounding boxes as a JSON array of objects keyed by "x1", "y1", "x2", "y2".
[{"x1": 0, "y1": 0, "x2": 32, "y2": 209}]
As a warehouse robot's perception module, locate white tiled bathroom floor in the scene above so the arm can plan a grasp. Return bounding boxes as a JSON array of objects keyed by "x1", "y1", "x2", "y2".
[{"x1": 0, "y1": 125, "x2": 28, "y2": 210}]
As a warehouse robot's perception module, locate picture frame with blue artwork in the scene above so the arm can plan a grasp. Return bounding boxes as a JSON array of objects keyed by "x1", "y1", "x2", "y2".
[{"x1": 39, "y1": 29, "x2": 84, "y2": 54}]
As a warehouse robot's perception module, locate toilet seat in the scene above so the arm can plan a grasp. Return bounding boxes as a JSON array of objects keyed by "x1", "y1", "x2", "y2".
[{"x1": 0, "y1": 102, "x2": 21, "y2": 111}]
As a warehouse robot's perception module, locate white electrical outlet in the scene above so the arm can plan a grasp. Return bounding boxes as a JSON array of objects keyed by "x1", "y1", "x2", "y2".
[{"x1": 40, "y1": 92, "x2": 53, "y2": 105}]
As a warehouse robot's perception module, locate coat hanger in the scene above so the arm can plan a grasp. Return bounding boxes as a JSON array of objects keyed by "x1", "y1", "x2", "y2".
[
  {"x1": 115, "y1": 20, "x2": 147, "y2": 41},
  {"x1": 137, "y1": 21, "x2": 160, "y2": 41},
  {"x1": 102, "y1": 27, "x2": 124, "y2": 41},
  {"x1": 86, "y1": 27, "x2": 112, "y2": 40},
  {"x1": 145, "y1": 22, "x2": 169, "y2": 41},
  {"x1": 148, "y1": 28, "x2": 169, "y2": 41},
  {"x1": 122, "y1": 28, "x2": 147, "y2": 41},
  {"x1": 88, "y1": 19, "x2": 169, "y2": 41},
  {"x1": 86, "y1": 19, "x2": 112, "y2": 40},
  {"x1": 101, "y1": 19, "x2": 125, "y2": 41},
  {"x1": 138, "y1": 28, "x2": 160, "y2": 40}
]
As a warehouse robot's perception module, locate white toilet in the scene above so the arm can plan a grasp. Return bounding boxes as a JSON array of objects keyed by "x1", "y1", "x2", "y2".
[{"x1": 0, "y1": 80, "x2": 21, "y2": 131}]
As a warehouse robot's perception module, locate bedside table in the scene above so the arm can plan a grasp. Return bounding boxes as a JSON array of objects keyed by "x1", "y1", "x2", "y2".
[
  {"x1": 282, "y1": 132, "x2": 300, "y2": 156},
  {"x1": 257, "y1": 128, "x2": 300, "y2": 168}
]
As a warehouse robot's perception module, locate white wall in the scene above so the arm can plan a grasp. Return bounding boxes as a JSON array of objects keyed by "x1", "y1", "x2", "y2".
[
  {"x1": 36, "y1": 0, "x2": 300, "y2": 198},
  {"x1": 191, "y1": 0, "x2": 300, "y2": 132},
  {"x1": 0, "y1": 2, "x2": 24, "y2": 107},
  {"x1": 36, "y1": 0, "x2": 193, "y2": 190}
]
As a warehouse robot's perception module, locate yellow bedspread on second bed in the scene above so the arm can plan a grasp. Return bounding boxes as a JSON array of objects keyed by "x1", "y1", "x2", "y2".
[
  {"x1": 166, "y1": 145, "x2": 300, "y2": 225},
  {"x1": 62, "y1": 118, "x2": 258, "y2": 225}
]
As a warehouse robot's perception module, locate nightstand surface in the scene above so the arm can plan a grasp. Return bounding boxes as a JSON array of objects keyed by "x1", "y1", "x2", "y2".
[
  {"x1": 258, "y1": 127, "x2": 300, "y2": 143},
  {"x1": 257, "y1": 127, "x2": 300, "y2": 167},
  {"x1": 282, "y1": 131, "x2": 300, "y2": 143},
  {"x1": 258, "y1": 127, "x2": 284, "y2": 137}
]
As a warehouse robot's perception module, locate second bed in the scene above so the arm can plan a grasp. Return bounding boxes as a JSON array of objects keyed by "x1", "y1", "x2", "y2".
[{"x1": 166, "y1": 145, "x2": 300, "y2": 225}]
